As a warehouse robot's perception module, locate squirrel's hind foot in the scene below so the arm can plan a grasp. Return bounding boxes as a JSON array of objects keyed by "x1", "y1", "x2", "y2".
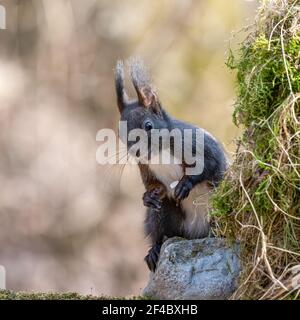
[{"x1": 144, "y1": 243, "x2": 162, "y2": 272}]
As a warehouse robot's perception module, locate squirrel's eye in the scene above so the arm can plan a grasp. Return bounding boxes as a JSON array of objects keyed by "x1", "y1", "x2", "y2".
[{"x1": 144, "y1": 121, "x2": 153, "y2": 131}]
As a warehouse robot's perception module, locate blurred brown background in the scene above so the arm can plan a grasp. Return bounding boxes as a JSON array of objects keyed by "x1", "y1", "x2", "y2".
[{"x1": 0, "y1": 0, "x2": 257, "y2": 297}]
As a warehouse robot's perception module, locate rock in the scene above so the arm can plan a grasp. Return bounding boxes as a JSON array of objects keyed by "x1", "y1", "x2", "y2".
[{"x1": 143, "y1": 237, "x2": 240, "y2": 300}]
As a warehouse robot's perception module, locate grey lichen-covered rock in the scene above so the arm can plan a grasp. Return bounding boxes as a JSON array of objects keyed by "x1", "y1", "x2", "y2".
[{"x1": 143, "y1": 237, "x2": 240, "y2": 300}]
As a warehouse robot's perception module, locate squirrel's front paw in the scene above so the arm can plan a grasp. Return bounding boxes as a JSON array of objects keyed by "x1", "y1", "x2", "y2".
[
  {"x1": 143, "y1": 188, "x2": 163, "y2": 211},
  {"x1": 174, "y1": 178, "x2": 193, "y2": 201}
]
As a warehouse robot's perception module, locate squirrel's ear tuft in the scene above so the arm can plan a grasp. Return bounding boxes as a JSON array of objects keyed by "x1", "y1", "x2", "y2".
[
  {"x1": 115, "y1": 60, "x2": 128, "y2": 113},
  {"x1": 128, "y1": 57, "x2": 161, "y2": 113}
]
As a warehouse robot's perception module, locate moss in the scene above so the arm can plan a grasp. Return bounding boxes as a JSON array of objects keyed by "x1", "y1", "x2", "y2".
[
  {"x1": 211, "y1": 0, "x2": 300, "y2": 300},
  {"x1": 0, "y1": 290, "x2": 150, "y2": 300}
]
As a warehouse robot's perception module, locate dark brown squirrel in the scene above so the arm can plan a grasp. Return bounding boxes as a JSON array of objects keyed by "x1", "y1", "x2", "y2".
[{"x1": 114, "y1": 58, "x2": 228, "y2": 272}]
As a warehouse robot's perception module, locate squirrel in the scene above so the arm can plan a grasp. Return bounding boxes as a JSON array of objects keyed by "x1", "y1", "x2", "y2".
[{"x1": 114, "y1": 58, "x2": 228, "y2": 272}]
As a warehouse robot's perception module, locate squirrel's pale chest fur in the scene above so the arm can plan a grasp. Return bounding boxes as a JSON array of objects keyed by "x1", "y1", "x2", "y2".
[{"x1": 149, "y1": 151, "x2": 210, "y2": 238}]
